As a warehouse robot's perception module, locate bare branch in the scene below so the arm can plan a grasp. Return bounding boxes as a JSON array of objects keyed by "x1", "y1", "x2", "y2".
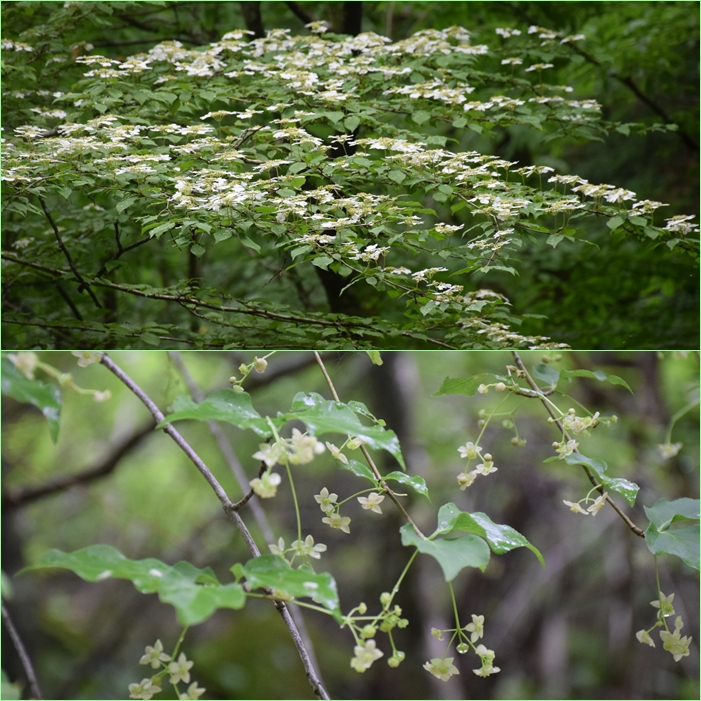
[
  {"x1": 2, "y1": 603, "x2": 44, "y2": 699},
  {"x1": 38, "y1": 196, "x2": 101, "y2": 309},
  {"x1": 3, "y1": 421, "x2": 155, "y2": 508},
  {"x1": 285, "y1": 1, "x2": 316, "y2": 26}
]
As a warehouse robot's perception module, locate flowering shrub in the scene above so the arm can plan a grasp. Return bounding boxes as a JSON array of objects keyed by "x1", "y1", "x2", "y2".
[{"x1": 2, "y1": 4, "x2": 698, "y2": 349}]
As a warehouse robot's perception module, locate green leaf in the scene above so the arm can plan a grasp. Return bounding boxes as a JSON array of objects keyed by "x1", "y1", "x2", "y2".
[
  {"x1": 433, "y1": 373, "x2": 503, "y2": 396},
  {"x1": 284, "y1": 393, "x2": 405, "y2": 469},
  {"x1": 344, "y1": 115, "x2": 360, "y2": 132},
  {"x1": 388, "y1": 170, "x2": 406, "y2": 184},
  {"x1": 400, "y1": 523, "x2": 490, "y2": 581},
  {"x1": 412, "y1": 110, "x2": 431, "y2": 125},
  {"x1": 242, "y1": 555, "x2": 341, "y2": 621},
  {"x1": 434, "y1": 503, "x2": 544, "y2": 566},
  {"x1": 468, "y1": 123, "x2": 483, "y2": 134},
  {"x1": 288, "y1": 162, "x2": 307, "y2": 174},
  {"x1": 159, "y1": 389, "x2": 272, "y2": 436},
  {"x1": 559, "y1": 369, "x2": 633, "y2": 393},
  {"x1": 239, "y1": 236, "x2": 260, "y2": 252},
  {"x1": 531, "y1": 363, "x2": 560, "y2": 388},
  {"x1": 561, "y1": 452, "x2": 639, "y2": 506},
  {"x1": 607, "y1": 215, "x2": 625, "y2": 231},
  {"x1": 383, "y1": 471, "x2": 430, "y2": 500},
  {"x1": 311, "y1": 256, "x2": 333, "y2": 271},
  {"x1": 149, "y1": 221, "x2": 176, "y2": 239},
  {"x1": 116, "y1": 197, "x2": 137, "y2": 213},
  {"x1": 366, "y1": 351, "x2": 383, "y2": 365},
  {"x1": 1, "y1": 357, "x2": 61, "y2": 442},
  {"x1": 546, "y1": 234, "x2": 563, "y2": 247},
  {"x1": 190, "y1": 244, "x2": 205, "y2": 257},
  {"x1": 644, "y1": 498, "x2": 699, "y2": 570},
  {"x1": 339, "y1": 458, "x2": 376, "y2": 483},
  {"x1": 19, "y1": 545, "x2": 246, "y2": 626},
  {"x1": 140, "y1": 332, "x2": 161, "y2": 346}
]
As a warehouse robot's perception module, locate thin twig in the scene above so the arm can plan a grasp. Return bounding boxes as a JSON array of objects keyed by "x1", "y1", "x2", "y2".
[
  {"x1": 3, "y1": 421, "x2": 155, "y2": 508},
  {"x1": 313, "y1": 351, "x2": 425, "y2": 538},
  {"x1": 2, "y1": 602, "x2": 44, "y2": 699},
  {"x1": 511, "y1": 351, "x2": 645, "y2": 537},
  {"x1": 38, "y1": 196, "x2": 101, "y2": 309},
  {"x1": 99, "y1": 353, "x2": 330, "y2": 700}
]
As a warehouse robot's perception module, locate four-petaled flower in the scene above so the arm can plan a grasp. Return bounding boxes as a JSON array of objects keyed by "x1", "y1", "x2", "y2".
[
  {"x1": 474, "y1": 454, "x2": 497, "y2": 475},
  {"x1": 71, "y1": 351, "x2": 101, "y2": 367},
  {"x1": 563, "y1": 500, "x2": 589, "y2": 515},
  {"x1": 139, "y1": 639, "x2": 171, "y2": 669},
  {"x1": 325, "y1": 442, "x2": 349, "y2": 464},
  {"x1": 358, "y1": 492, "x2": 385, "y2": 514},
  {"x1": 651, "y1": 592, "x2": 675, "y2": 618},
  {"x1": 659, "y1": 616, "x2": 692, "y2": 662},
  {"x1": 423, "y1": 657, "x2": 460, "y2": 682},
  {"x1": 636, "y1": 629, "x2": 655, "y2": 647},
  {"x1": 292, "y1": 534, "x2": 327, "y2": 559},
  {"x1": 458, "y1": 442, "x2": 482, "y2": 460},
  {"x1": 314, "y1": 487, "x2": 338, "y2": 513},
  {"x1": 253, "y1": 441, "x2": 286, "y2": 468},
  {"x1": 250, "y1": 471, "x2": 282, "y2": 499},
  {"x1": 268, "y1": 537, "x2": 286, "y2": 556},
  {"x1": 658, "y1": 442, "x2": 682, "y2": 459},
  {"x1": 350, "y1": 639, "x2": 384, "y2": 672},
  {"x1": 465, "y1": 614, "x2": 485, "y2": 643},
  {"x1": 128, "y1": 678, "x2": 162, "y2": 700},
  {"x1": 179, "y1": 681, "x2": 206, "y2": 700},
  {"x1": 457, "y1": 471, "x2": 477, "y2": 490},
  {"x1": 168, "y1": 652, "x2": 194, "y2": 685},
  {"x1": 587, "y1": 492, "x2": 608, "y2": 515},
  {"x1": 322, "y1": 512, "x2": 351, "y2": 534}
]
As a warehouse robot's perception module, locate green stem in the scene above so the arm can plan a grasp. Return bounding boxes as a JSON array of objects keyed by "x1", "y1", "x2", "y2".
[{"x1": 286, "y1": 463, "x2": 303, "y2": 544}]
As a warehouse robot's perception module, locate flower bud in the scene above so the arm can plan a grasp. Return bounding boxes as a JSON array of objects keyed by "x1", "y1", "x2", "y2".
[
  {"x1": 239, "y1": 363, "x2": 248, "y2": 375},
  {"x1": 360, "y1": 625, "x2": 377, "y2": 639},
  {"x1": 357, "y1": 602, "x2": 367, "y2": 615},
  {"x1": 511, "y1": 436, "x2": 520, "y2": 446},
  {"x1": 495, "y1": 382, "x2": 506, "y2": 392},
  {"x1": 478, "y1": 420, "x2": 486, "y2": 428},
  {"x1": 254, "y1": 357, "x2": 268, "y2": 373},
  {"x1": 380, "y1": 592, "x2": 392, "y2": 607}
]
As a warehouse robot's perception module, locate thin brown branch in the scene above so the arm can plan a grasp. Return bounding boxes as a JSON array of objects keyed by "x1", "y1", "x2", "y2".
[
  {"x1": 38, "y1": 196, "x2": 101, "y2": 309},
  {"x1": 511, "y1": 351, "x2": 645, "y2": 538},
  {"x1": 99, "y1": 353, "x2": 330, "y2": 700},
  {"x1": 2, "y1": 421, "x2": 155, "y2": 509},
  {"x1": 285, "y1": 1, "x2": 316, "y2": 26},
  {"x1": 2, "y1": 603, "x2": 44, "y2": 699}
]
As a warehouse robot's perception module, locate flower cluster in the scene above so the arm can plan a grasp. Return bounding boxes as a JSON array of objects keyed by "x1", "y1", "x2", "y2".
[
  {"x1": 636, "y1": 593, "x2": 692, "y2": 662},
  {"x1": 129, "y1": 641, "x2": 204, "y2": 700},
  {"x1": 456, "y1": 442, "x2": 497, "y2": 490}
]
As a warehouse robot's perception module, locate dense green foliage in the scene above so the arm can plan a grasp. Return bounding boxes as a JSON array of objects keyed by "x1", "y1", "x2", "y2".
[{"x1": 2, "y1": 2, "x2": 698, "y2": 349}]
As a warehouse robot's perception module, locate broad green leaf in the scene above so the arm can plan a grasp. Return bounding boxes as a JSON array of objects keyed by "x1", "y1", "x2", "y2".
[
  {"x1": 20, "y1": 545, "x2": 246, "y2": 626},
  {"x1": 607, "y1": 215, "x2": 625, "y2": 230},
  {"x1": 383, "y1": 471, "x2": 430, "y2": 500},
  {"x1": 559, "y1": 369, "x2": 632, "y2": 393},
  {"x1": 149, "y1": 222, "x2": 176, "y2": 239},
  {"x1": 140, "y1": 332, "x2": 161, "y2": 346},
  {"x1": 561, "y1": 452, "x2": 639, "y2": 506},
  {"x1": 311, "y1": 256, "x2": 333, "y2": 270},
  {"x1": 239, "y1": 235, "x2": 260, "y2": 252},
  {"x1": 400, "y1": 523, "x2": 490, "y2": 581},
  {"x1": 344, "y1": 115, "x2": 360, "y2": 132},
  {"x1": 1, "y1": 357, "x2": 61, "y2": 442},
  {"x1": 159, "y1": 389, "x2": 271, "y2": 436},
  {"x1": 644, "y1": 498, "x2": 699, "y2": 570},
  {"x1": 412, "y1": 110, "x2": 431, "y2": 125},
  {"x1": 435, "y1": 503, "x2": 544, "y2": 566},
  {"x1": 190, "y1": 244, "x2": 205, "y2": 257},
  {"x1": 388, "y1": 170, "x2": 406, "y2": 184},
  {"x1": 531, "y1": 363, "x2": 560, "y2": 388},
  {"x1": 433, "y1": 373, "x2": 503, "y2": 396},
  {"x1": 116, "y1": 197, "x2": 137, "y2": 213},
  {"x1": 242, "y1": 555, "x2": 341, "y2": 620},
  {"x1": 546, "y1": 234, "x2": 563, "y2": 247},
  {"x1": 285, "y1": 393, "x2": 405, "y2": 469},
  {"x1": 339, "y1": 458, "x2": 376, "y2": 483}
]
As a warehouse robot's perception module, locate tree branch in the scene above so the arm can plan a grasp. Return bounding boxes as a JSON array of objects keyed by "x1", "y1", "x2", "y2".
[
  {"x1": 2, "y1": 603, "x2": 44, "y2": 700},
  {"x1": 285, "y1": 1, "x2": 316, "y2": 26},
  {"x1": 511, "y1": 351, "x2": 645, "y2": 537},
  {"x1": 38, "y1": 197, "x2": 101, "y2": 309},
  {"x1": 99, "y1": 353, "x2": 330, "y2": 700},
  {"x1": 240, "y1": 1, "x2": 265, "y2": 39},
  {"x1": 2, "y1": 421, "x2": 155, "y2": 509}
]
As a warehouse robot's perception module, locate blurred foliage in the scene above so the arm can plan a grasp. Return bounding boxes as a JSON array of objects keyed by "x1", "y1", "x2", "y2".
[
  {"x1": 2, "y1": 350, "x2": 698, "y2": 699},
  {"x1": 1, "y1": 1, "x2": 698, "y2": 349}
]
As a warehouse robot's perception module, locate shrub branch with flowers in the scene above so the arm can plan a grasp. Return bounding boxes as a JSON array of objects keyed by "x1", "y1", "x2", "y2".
[
  {"x1": 5, "y1": 350, "x2": 698, "y2": 699},
  {"x1": 2, "y1": 3, "x2": 698, "y2": 349}
]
